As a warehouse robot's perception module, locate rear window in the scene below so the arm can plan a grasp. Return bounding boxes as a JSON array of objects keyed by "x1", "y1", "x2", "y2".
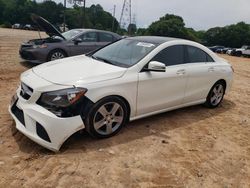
[
  {"x1": 186, "y1": 45, "x2": 214, "y2": 63},
  {"x1": 99, "y1": 33, "x2": 113, "y2": 42}
]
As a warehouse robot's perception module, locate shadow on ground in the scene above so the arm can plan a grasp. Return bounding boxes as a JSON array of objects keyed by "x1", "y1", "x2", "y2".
[{"x1": 20, "y1": 61, "x2": 37, "y2": 68}]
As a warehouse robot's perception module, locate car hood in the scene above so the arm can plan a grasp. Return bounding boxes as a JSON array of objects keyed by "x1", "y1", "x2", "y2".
[
  {"x1": 32, "y1": 55, "x2": 127, "y2": 86},
  {"x1": 235, "y1": 48, "x2": 245, "y2": 51},
  {"x1": 31, "y1": 14, "x2": 66, "y2": 40}
]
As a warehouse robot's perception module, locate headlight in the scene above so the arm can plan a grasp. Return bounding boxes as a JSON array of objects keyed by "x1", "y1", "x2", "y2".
[
  {"x1": 39, "y1": 88, "x2": 87, "y2": 108},
  {"x1": 33, "y1": 44, "x2": 48, "y2": 49}
]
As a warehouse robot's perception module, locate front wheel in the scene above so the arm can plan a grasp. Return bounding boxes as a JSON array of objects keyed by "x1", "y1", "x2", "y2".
[
  {"x1": 48, "y1": 49, "x2": 66, "y2": 61},
  {"x1": 205, "y1": 82, "x2": 225, "y2": 108},
  {"x1": 85, "y1": 97, "x2": 128, "y2": 138}
]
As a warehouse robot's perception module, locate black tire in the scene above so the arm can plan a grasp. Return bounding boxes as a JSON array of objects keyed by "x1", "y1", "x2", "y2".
[
  {"x1": 84, "y1": 96, "x2": 128, "y2": 138},
  {"x1": 204, "y1": 81, "x2": 226, "y2": 108},
  {"x1": 47, "y1": 49, "x2": 66, "y2": 61},
  {"x1": 235, "y1": 51, "x2": 242, "y2": 57}
]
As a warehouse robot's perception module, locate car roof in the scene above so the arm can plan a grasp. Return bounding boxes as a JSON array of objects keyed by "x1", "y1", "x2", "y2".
[
  {"x1": 126, "y1": 36, "x2": 183, "y2": 45},
  {"x1": 70, "y1": 28, "x2": 120, "y2": 36}
]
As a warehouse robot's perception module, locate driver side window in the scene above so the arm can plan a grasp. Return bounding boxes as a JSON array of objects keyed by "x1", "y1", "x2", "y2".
[
  {"x1": 79, "y1": 32, "x2": 97, "y2": 42},
  {"x1": 151, "y1": 45, "x2": 185, "y2": 66}
]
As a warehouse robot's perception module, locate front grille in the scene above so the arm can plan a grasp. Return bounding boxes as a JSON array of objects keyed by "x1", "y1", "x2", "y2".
[
  {"x1": 20, "y1": 82, "x2": 33, "y2": 100},
  {"x1": 11, "y1": 101, "x2": 25, "y2": 127}
]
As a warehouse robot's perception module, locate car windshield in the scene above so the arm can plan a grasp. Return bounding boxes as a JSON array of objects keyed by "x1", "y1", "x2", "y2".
[
  {"x1": 62, "y1": 30, "x2": 82, "y2": 40},
  {"x1": 91, "y1": 39, "x2": 158, "y2": 68}
]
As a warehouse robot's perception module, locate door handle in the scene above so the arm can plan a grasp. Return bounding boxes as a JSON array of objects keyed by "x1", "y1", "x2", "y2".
[
  {"x1": 208, "y1": 67, "x2": 215, "y2": 72},
  {"x1": 176, "y1": 69, "x2": 186, "y2": 75}
]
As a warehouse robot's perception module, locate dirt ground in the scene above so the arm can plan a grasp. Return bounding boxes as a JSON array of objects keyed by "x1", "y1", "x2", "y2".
[{"x1": 0, "y1": 28, "x2": 249, "y2": 188}]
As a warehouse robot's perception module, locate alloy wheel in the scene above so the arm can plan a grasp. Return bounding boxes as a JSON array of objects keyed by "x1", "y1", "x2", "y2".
[
  {"x1": 210, "y1": 84, "x2": 224, "y2": 106},
  {"x1": 50, "y1": 52, "x2": 65, "y2": 61},
  {"x1": 93, "y1": 102, "x2": 124, "y2": 136}
]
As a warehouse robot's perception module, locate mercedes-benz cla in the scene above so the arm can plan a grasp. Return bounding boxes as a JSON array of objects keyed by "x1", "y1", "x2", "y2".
[{"x1": 9, "y1": 36, "x2": 233, "y2": 151}]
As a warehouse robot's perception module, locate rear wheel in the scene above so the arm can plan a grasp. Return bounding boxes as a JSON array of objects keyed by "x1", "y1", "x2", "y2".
[
  {"x1": 48, "y1": 49, "x2": 66, "y2": 61},
  {"x1": 85, "y1": 97, "x2": 128, "y2": 138},
  {"x1": 205, "y1": 81, "x2": 225, "y2": 108}
]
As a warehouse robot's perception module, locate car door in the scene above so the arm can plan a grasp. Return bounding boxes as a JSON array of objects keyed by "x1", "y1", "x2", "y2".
[
  {"x1": 183, "y1": 45, "x2": 219, "y2": 104},
  {"x1": 96, "y1": 32, "x2": 114, "y2": 49},
  {"x1": 137, "y1": 45, "x2": 188, "y2": 116},
  {"x1": 68, "y1": 32, "x2": 98, "y2": 56}
]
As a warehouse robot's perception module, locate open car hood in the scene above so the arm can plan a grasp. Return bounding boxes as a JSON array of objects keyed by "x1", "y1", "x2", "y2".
[{"x1": 31, "y1": 14, "x2": 65, "y2": 40}]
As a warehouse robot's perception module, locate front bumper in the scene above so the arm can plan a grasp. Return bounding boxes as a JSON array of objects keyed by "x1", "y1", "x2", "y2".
[
  {"x1": 9, "y1": 88, "x2": 85, "y2": 152},
  {"x1": 19, "y1": 48, "x2": 47, "y2": 64}
]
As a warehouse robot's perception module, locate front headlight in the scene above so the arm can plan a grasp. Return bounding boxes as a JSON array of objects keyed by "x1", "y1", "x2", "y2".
[
  {"x1": 39, "y1": 87, "x2": 88, "y2": 108},
  {"x1": 33, "y1": 44, "x2": 48, "y2": 49}
]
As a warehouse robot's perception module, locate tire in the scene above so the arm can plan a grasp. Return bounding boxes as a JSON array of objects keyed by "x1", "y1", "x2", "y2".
[
  {"x1": 204, "y1": 81, "x2": 225, "y2": 108},
  {"x1": 235, "y1": 51, "x2": 242, "y2": 57},
  {"x1": 47, "y1": 49, "x2": 66, "y2": 61},
  {"x1": 85, "y1": 96, "x2": 128, "y2": 138}
]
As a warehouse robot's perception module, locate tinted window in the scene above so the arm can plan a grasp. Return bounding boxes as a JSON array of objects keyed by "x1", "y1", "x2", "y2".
[
  {"x1": 151, "y1": 45, "x2": 185, "y2": 66},
  {"x1": 186, "y1": 46, "x2": 214, "y2": 63},
  {"x1": 80, "y1": 32, "x2": 97, "y2": 42},
  {"x1": 99, "y1": 33, "x2": 113, "y2": 42}
]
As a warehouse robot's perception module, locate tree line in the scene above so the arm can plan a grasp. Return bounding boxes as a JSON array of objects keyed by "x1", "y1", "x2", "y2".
[
  {"x1": 137, "y1": 14, "x2": 250, "y2": 48},
  {"x1": 0, "y1": 0, "x2": 120, "y2": 32},
  {"x1": 0, "y1": 0, "x2": 250, "y2": 47}
]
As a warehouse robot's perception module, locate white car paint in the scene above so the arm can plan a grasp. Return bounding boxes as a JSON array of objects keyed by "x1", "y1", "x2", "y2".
[
  {"x1": 9, "y1": 37, "x2": 233, "y2": 151},
  {"x1": 242, "y1": 46, "x2": 250, "y2": 56}
]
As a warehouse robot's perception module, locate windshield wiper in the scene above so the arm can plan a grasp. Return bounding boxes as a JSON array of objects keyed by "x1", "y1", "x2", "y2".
[{"x1": 91, "y1": 55, "x2": 115, "y2": 65}]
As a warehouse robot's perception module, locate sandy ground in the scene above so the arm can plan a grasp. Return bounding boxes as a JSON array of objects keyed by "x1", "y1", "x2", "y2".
[{"x1": 0, "y1": 28, "x2": 249, "y2": 188}]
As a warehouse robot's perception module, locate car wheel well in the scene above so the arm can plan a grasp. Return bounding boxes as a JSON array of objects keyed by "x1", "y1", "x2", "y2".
[
  {"x1": 216, "y1": 79, "x2": 227, "y2": 91},
  {"x1": 47, "y1": 48, "x2": 68, "y2": 61}
]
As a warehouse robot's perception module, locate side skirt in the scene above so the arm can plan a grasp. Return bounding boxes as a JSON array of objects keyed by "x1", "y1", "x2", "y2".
[{"x1": 130, "y1": 99, "x2": 206, "y2": 121}]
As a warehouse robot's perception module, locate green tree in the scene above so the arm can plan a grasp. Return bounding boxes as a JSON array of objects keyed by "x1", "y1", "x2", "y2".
[
  {"x1": 205, "y1": 22, "x2": 250, "y2": 47},
  {"x1": 0, "y1": 0, "x2": 5, "y2": 23},
  {"x1": 147, "y1": 14, "x2": 190, "y2": 39}
]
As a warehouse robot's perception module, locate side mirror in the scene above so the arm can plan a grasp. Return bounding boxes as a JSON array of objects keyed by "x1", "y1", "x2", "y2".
[
  {"x1": 144, "y1": 61, "x2": 166, "y2": 72},
  {"x1": 73, "y1": 38, "x2": 82, "y2": 45}
]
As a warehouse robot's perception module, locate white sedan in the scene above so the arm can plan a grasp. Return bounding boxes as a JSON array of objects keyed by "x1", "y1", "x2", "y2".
[{"x1": 9, "y1": 36, "x2": 233, "y2": 151}]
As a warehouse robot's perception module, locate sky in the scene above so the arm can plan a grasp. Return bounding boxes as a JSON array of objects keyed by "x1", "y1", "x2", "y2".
[{"x1": 47, "y1": 0, "x2": 250, "y2": 30}]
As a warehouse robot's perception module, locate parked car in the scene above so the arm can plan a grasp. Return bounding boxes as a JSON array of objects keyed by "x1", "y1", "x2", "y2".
[
  {"x1": 216, "y1": 47, "x2": 231, "y2": 54},
  {"x1": 209, "y1": 46, "x2": 225, "y2": 52},
  {"x1": 9, "y1": 36, "x2": 233, "y2": 151},
  {"x1": 242, "y1": 46, "x2": 250, "y2": 57},
  {"x1": 19, "y1": 14, "x2": 121, "y2": 64},
  {"x1": 226, "y1": 48, "x2": 235, "y2": 55},
  {"x1": 231, "y1": 45, "x2": 249, "y2": 56},
  {"x1": 12, "y1": 23, "x2": 22, "y2": 29},
  {"x1": 23, "y1": 24, "x2": 34, "y2": 30}
]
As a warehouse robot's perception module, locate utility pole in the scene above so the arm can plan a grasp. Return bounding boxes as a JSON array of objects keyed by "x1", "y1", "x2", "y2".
[
  {"x1": 63, "y1": 0, "x2": 66, "y2": 32},
  {"x1": 119, "y1": 0, "x2": 126, "y2": 29},
  {"x1": 129, "y1": 0, "x2": 131, "y2": 26},
  {"x1": 68, "y1": 0, "x2": 86, "y2": 28},
  {"x1": 83, "y1": 0, "x2": 86, "y2": 28},
  {"x1": 112, "y1": 5, "x2": 116, "y2": 32},
  {"x1": 119, "y1": 0, "x2": 132, "y2": 33}
]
